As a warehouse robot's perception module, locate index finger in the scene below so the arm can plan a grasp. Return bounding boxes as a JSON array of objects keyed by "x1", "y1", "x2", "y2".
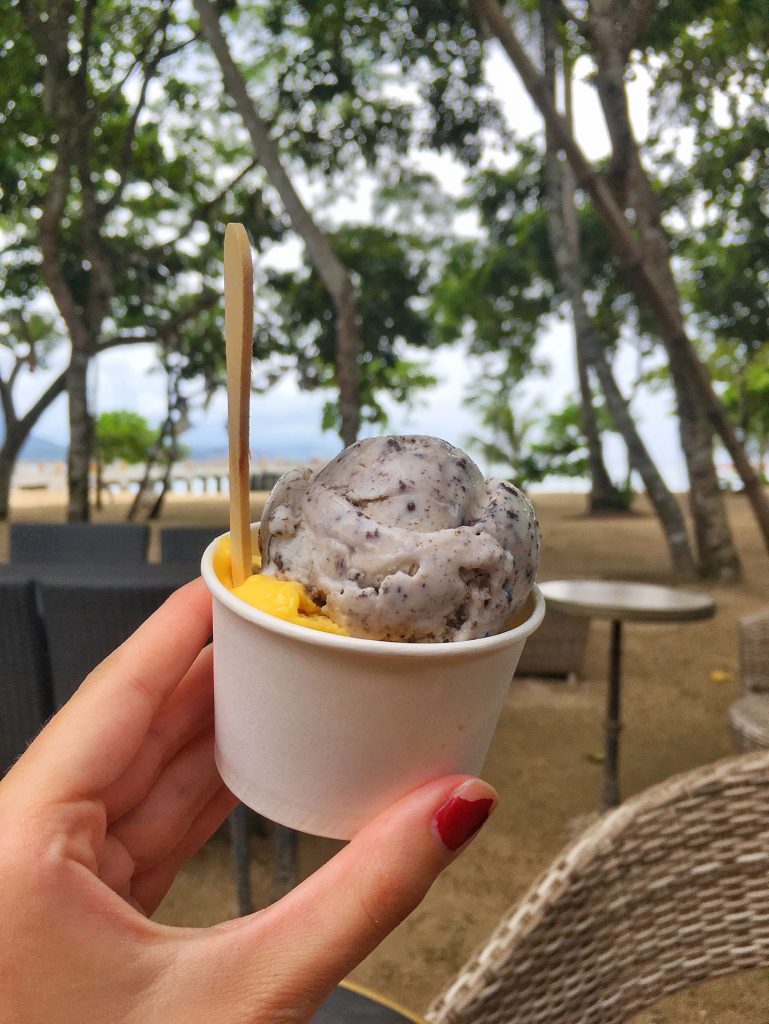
[{"x1": 13, "y1": 579, "x2": 214, "y2": 804}]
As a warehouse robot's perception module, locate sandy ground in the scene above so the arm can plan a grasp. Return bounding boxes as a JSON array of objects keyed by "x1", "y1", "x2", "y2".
[{"x1": 7, "y1": 487, "x2": 769, "y2": 1021}]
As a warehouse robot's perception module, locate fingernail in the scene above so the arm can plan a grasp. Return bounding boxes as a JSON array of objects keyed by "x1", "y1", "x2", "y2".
[{"x1": 433, "y1": 780, "x2": 498, "y2": 852}]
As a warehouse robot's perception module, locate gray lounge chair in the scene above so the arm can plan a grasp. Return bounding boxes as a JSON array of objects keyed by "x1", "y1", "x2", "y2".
[
  {"x1": 730, "y1": 608, "x2": 769, "y2": 750},
  {"x1": 10, "y1": 522, "x2": 149, "y2": 567},
  {"x1": 515, "y1": 608, "x2": 589, "y2": 682},
  {"x1": 0, "y1": 577, "x2": 53, "y2": 773},
  {"x1": 39, "y1": 577, "x2": 178, "y2": 707},
  {"x1": 159, "y1": 526, "x2": 223, "y2": 568}
]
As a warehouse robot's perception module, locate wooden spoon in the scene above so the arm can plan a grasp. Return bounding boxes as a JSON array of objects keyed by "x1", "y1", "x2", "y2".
[{"x1": 224, "y1": 222, "x2": 254, "y2": 587}]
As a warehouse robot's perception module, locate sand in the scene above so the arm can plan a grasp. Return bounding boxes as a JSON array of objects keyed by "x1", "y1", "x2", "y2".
[{"x1": 8, "y1": 487, "x2": 769, "y2": 1020}]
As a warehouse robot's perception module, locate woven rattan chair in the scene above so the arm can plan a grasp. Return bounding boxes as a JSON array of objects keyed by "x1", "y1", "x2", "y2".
[
  {"x1": 40, "y1": 578, "x2": 178, "y2": 707},
  {"x1": 515, "y1": 608, "x2": 589, "y2": 683},
  {"x1": 0, "y1": 577, "x2": 53, "y2": 773},
  {"x1": 159, "y1": 526, "x2": 223, "y2": 568},
  {"x1": 729, "y1": 609, "x2": 769, "y2": 751},
  {"x1": 426, "y1": 750, "x2": 769, "y2": 1024},
  {"x1": 10, "y1": 522, "x2": 149, "y2": 567}
]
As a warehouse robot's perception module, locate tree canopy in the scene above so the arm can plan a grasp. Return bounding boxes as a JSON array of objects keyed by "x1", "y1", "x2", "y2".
[{"x1": 0, "y1": 0, "x2": 767, "y2": 579}]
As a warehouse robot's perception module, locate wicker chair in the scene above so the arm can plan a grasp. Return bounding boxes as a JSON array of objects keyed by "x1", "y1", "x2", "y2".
[
  {"x1": 425, "y1": 750, "x2": 769, "y2": 1024},
  {"x1": 0, "y1": 577, "x2": 53, "y2": 773},
  {"x1": 159, "y1": 526, "x2": 223, "y2": 568},
  {"x1": 39, "y1": 578, "x2": 178, "y2": 707},
  {"x1": 515, "y1": 609, "x2": 589, "y2": 683},
  {"x1": 729, "y1": 610, "x2": 769, "y2": 751},
  {"x1": 10, "y1": 522, "x2": 149, "y2": 567}
]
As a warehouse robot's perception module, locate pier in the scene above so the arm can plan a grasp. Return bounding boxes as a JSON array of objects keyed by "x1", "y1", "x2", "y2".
[{"x1": 12, "y1": 457, "x2": 305, "y2": 496}]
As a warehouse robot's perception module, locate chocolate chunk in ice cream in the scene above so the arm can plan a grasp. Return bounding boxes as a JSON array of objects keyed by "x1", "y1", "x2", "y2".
[{"x1": 258, "y1": 435, "x2": 541, "y2": 642}]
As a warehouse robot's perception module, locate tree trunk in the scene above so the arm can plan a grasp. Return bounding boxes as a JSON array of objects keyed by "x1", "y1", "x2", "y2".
[
  {"x1": 665, "y1": 343, "x2": 736, "y2": 578},
  {"x1": 66, "y1": 347, "x2": 92, "y2": 522},
  {"x1": 575, "y1": 344, "x2": 626, "y2": 513},
  {"x1": 95, "y1": 457, "x2": 104, "y2": 511},
  {"x1": 0, "y1": 450, "x2": 16, "y2": 522},
  {"x1": 193, "y1": 0, "x2": 360, "y2": 446},
  {"x1": 0, "y1": 368, "x2": 68, "y2": 522},
  {"x1": 539, "y1": 0, "x2": 696, "y2": 578},
  {"x1": 591, "y1": 352, "x2": 697, "y2": 579},
  {"x1": 128, "y1": 449, "x2": 159, "y2": 521},
  {"x1": 0, "y1": 427, "x2": 26, "y2": 522},
  {"x1": 587, "y1": 12, "x2": 740, "y2": 580},
  {"x1": 544, "y1": 148, "x2": 697, "y2": 576},
  {"x1": 540, "y1": 1, "x2": 624, "y2": 515},
  {"x1": 148, "y1": 461, "x2": 173, "y2": 520},
  {"x1": 472, "y1": 0, "x2": 769, "y2": 565}
]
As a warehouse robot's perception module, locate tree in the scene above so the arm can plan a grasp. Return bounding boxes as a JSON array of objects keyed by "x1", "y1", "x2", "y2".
[
  {"x1": 532, "y1": 400, "x2": 631, "y2": 499},
  {"x1": 192, "y1": 0, "x2": 362, "y2": 445},
  {"x1": 0, "y1": 310, "x2": 68, "y2": 519},
  {"x1": 540, "y1": 1, "x2": 631, "y2": 514},
  {"x1": 471, "y1": 0, "x2": 769, "y2": 578},
  {"x1": 662, "y1": 46, "x2": 769, "y2": 484},
  {"x1": 190, "y1": 0, "x2": 506, "y2": 445},
  {"x1": 1, "y1": 0, "x2": 272, "y2": 521},
  {"x1": 94, "y1": 409, "x2": 158, "y2": 509},
  {"x1": 427, "y1": 139, "x2": 696, "y2": 573},
  {"x1": 465, "y1": 375, "x2": 631, "y2": 500},
  {"x1": 464, "y1": 359, "x2": 541, "y2": 489},
  {"x1": 538, "y1": 0, "x2": 697, "y2": 576},
  {"x1": 267, "y1": 223, "x2": 439, "y2": 432},
  {"x1": 95, "y1": 410, "x2": 158, "y2": 467},
  {"x1": 712, "y1": 348, "x2": 769, "y2": 484}
]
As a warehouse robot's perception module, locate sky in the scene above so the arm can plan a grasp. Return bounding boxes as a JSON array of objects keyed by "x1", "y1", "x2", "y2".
[{"x1": 13, "y1": 39, "x2": 690, "y2": 490}]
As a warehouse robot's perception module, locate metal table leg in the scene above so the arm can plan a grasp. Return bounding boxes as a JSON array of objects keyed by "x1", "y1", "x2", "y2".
[
  {"x1": 602, "y1": 619, "x2": 623, "y2": 809},
  {"x1": 271, "y1": 823, "x2": 299, "y2": 903},
  {"x1": 229, "y1": 803, "x2": 253, "y2": 916}
]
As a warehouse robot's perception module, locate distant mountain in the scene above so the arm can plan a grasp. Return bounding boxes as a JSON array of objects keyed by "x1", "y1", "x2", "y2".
[
  {"x1": 17, "y1": 434, "x2": 68, "y2": 461},
  {"x1": 5, "y1": 429, "x2": 337, "y2": 464},
  {"x1": 180, "y1": 428, "x2": 341, "y2": 463},
  {"x1": 182, "y1": 441, "x2": 228, "y2": 460}
]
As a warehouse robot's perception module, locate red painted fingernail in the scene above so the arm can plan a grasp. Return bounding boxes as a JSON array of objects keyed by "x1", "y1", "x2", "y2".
[{"x1": 433, "y1": 780, "x2": 497, "y2": 852}]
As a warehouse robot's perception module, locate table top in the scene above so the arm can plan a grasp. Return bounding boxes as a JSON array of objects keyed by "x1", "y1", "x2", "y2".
[
  {"x1": 539, "y1": 579, "x2": 716, "y2": 623},
  {"x1": 311, "y1": 982, "x2": 428, "y2": 1023}
]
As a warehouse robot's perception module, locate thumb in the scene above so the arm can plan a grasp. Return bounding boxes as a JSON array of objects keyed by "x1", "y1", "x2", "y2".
[{"x1": 189, "y1": 775, "x2": 497, "y2": 1022}]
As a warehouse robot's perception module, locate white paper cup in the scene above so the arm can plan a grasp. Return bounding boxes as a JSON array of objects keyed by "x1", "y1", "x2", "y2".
[{"x1": 202, "y1": 527, "x2": 544, "y2": 840}]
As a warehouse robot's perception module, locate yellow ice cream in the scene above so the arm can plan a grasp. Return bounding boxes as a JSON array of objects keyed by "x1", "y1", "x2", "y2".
[{"x1": 213, "y1": 536, "x2": 347, "y2": 635}]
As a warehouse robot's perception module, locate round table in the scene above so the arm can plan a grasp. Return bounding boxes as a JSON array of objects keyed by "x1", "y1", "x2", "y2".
[
  {"x1": 312, "y1": 981, "x2": 428, "y2": 1022},
  {"x1": 539, "y1": 580, "x2": 716, "y2": 808}
]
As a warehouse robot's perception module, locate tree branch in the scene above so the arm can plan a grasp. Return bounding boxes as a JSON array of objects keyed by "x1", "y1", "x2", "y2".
[
  {"x1": 99, "y1": 2, "x2": 174, "y2": 218},
  {"x1": 79, "y1": 0, "x2": 97, "y2": 78},
  {"x1": 193, "y1": 0, "x2": 361, "y2": 442},
  {"x1": 109, "y1": 32, "x2": 199, "y2": 112},
  {"x1": 96, "y1": 290, "x2": 219, "y2": 354},
  {"x1": 18, "y1": 367, "x2": 69, "y2": 433},
  {"x1": 614, "y1": 0, "x2": 658, "y2": 56},
  {"x1": 143, "y1": 159, "x2": 260, "y2": 258},
  {"x1": 0, "y1": 375, "x2": 16, "y2": 429},
  {"x1": 472, "y1": 0, "x2": 769, "y2": 551},
  {"x1": 38, "y1": 145, "x2": 91, "y2": 358}
]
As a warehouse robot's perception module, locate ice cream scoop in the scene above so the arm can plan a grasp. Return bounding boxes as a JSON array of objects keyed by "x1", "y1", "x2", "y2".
[{"x1": 258, "y1": 435, "x2": 541, "y2": 642}]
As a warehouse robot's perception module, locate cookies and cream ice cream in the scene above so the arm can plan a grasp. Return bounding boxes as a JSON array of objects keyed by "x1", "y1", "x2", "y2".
[{"x1": 256, "y1": 434, "x2": 540, "y2": 642}]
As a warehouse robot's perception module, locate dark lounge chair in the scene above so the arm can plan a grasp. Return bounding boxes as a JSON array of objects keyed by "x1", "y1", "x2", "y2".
[
  {"x1": 39, "y1": 577, "x2": 178, "y2": 707},
  {"x1": 10, "y1": 522, "x2": 149, "y2": 567},
  {"x1": 159, "y1": 526, "x2": 223, "y2": 569},
  {"x1": 0, "y1": 577, "x2": 53, "y2": 773}
]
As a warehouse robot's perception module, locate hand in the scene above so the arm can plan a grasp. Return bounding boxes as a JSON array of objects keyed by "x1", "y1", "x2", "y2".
[{"x1": 0, "y1": 579, "x2": 497, "y2": 1023}]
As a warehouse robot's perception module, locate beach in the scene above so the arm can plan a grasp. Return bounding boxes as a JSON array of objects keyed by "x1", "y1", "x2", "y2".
[{"x1": 7, "y1": 487, "x2": 769, "y2": 1021}]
